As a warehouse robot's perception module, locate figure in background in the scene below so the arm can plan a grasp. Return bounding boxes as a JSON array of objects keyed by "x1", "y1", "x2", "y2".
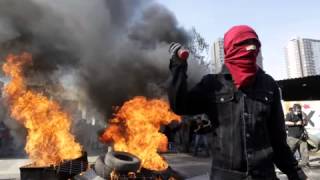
[
  {"x1": 285, "y1": 104, "x2": 309, "y2": 167},
  {"x1": 193, "y1": 114, "x2": 211, "y2": 157}
]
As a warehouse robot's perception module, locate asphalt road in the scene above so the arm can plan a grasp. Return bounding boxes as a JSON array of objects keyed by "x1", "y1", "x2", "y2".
[
  {"x1": 163, "y1": 153, "x2": 320, "y2": 180},
  {"x1": 0, "y1": 154, "x2": 320, "y2": 179}
]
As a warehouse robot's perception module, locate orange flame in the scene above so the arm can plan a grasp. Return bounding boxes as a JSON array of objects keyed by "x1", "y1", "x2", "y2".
[
  {"x1": 2, "y1": 53, "x2": 82, "y2": 166},
  {"x1": 100, "y1": 96, "x2": 181, "y2": 171}
]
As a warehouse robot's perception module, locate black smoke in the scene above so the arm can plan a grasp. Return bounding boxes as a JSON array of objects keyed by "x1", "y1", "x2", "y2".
[{"x1": 0, "y1": 0, "x2": 208, "y2": 118}]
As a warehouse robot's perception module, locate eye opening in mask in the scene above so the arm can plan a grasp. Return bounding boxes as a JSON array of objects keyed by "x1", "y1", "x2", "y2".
[{"x1": 235, "y1": 38, "x2": 261, "y2": 48}]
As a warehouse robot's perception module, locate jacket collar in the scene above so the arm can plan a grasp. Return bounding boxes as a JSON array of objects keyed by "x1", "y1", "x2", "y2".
[{"x1": 219, "y1": 64, "x2": 263, "y2": 75}]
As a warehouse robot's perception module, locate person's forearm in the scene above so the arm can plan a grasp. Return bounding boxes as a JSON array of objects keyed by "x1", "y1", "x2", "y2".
[
  {"x1": 168, "y1": 60, "x2": 188, "y2": 114},
  {"x1": 285, "y1": 121, "x2": 295, "y2": 126},
  {"x1": 168, "y1": 56, "x2": 208, "y2": 115}
]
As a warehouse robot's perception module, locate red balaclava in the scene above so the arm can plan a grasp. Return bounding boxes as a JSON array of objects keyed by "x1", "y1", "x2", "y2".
[{"x1": 224, "y1": 25, "x2": 261, "y2": 88}]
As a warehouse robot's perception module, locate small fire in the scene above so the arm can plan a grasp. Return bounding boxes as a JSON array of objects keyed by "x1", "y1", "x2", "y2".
[
  {"x1": 100, "y1": 96, "x2": 181, "y2": 171},
  {"x1": 2, "y1": 53, "x2": 82, "y2": 166}
]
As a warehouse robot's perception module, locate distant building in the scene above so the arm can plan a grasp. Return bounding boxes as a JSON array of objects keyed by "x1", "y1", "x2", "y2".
[
  {"x1": 285, "y1": 37, "x2": 320, "y2": 78},
  {"x1": 256, "y1": 52, "x2": 263, "y2": 70},
  {"x1": 211, "y1": 38, "x2": 263, "y2": 73},
  {"x1": 211, "y1": 38, "x2": 224, "y2": 73}
]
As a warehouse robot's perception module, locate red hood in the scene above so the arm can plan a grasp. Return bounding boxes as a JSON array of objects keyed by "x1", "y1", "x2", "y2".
[{"x1": 224, "y1": 25, "x2": 261, "y2": 88}]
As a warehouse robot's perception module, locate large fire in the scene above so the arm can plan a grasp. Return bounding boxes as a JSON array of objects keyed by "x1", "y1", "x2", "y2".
[
  {"x1": 100, "y1": 96, "x2": 181, "y2": 171},
  {"x1": 2, "y1": 53, "x2": 82, "y2": 166}
]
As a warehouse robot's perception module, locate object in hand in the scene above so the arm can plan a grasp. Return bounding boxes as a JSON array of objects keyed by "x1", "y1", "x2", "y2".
[{"x1": 169, "y1": 42, "x2": 189, "y2": 60}]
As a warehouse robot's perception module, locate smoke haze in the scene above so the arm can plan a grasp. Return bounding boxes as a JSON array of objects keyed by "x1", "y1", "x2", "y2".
[{"x1": 0, "y1": 0, "x2": 208, "y2": 134}]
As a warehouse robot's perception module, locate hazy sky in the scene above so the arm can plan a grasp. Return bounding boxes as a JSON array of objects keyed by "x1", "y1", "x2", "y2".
[{"x1": 159, "y1": 0, "x2": 320, "y2": 80}]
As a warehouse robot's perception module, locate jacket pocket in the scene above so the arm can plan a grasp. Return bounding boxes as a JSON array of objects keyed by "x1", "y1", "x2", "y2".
[
  {"x1": 254, "y1": 90, "x2": 274, "y2": 104},
  {"x1": 208, "y1": 92, "x2": 235, "y2": 129},
  {"x1": 209, "y1": 92, "x2": 234, "y2": 121},
  {"x1": 253, "y1": 90, "x2": 274, "y2": 120}
]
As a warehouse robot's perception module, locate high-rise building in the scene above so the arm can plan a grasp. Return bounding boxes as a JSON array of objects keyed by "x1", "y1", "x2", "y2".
[
  {"x1": 211, "y1": 38, "x2": 263, "y2": 73},
  {"x1": 285, "y1": 37, "x2": 320, "y2": 78},
  {"x1": 256, "y1": 52, "x2": 263, "y2": 70},
  {"x1": 211, "y1": 38, "x2": 224, "y2": 73}
]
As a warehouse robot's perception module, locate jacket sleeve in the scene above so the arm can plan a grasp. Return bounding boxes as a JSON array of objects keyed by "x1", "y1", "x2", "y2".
[
  {"x1": 268, "y1": 83, "x2": 307, "y2": 180},
  {"x1": 167, "y1": 57, "x2": 208, "y2": 116}
]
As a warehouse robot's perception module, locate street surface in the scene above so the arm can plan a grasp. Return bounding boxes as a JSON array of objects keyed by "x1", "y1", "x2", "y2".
[
  {"x1": 163, "y1": 153, "x2": 320, "y2": 180},
  {"x1": 0, "y1": 154, "x2": 319, "y2": 179}
]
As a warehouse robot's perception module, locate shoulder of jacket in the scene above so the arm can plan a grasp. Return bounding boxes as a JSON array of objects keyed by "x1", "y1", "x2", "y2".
[
  {"x1": 202, "y1": 74, "x2": 224, "y2": 80},
  {"x1": 199, "y1": 74, "x2": 222, "y2": 90},
  {"x1": 258, "y1": 70, "x2": 278, "y2": 88},
  {"x1": 201, "y1": 74, "x2": 216, "y2": 82},
  {"x1": 200, "y1": 74, "x2": 224, "y2": 85}
]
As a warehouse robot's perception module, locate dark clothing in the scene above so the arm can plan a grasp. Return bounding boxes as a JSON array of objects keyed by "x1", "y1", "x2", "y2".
[
  {"x1": 286, "y1": 112, "x2": 309, "y2": 166},
  {"x1": 195, "y1": 119, "x2": 211, "y2": 134},
  {"x1": 286, "y1": 113, "x2": 305, "y2": 139},
  {"x1": 288, "y1": 126, "x2": 305, "y2": 139},
  {"x1": 168, "y1": 62, "x2": 306, "y2": 180},
  {"x1": 194, "y1": 116, "x2": 211, "y2": 156},
  {"x1": 164, "y1": 126, "x2": 175, "y2": 142},
  {"x1": 194, "y1": 134, "x2": 210, "y2": 156}
]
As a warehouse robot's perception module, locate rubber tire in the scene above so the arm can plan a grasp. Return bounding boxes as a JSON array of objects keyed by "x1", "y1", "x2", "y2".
[
  {"x1": 104, "y1": 151, "x2": 141, "y2": 173},
  {"x1": 94, "y1": 155, "x2": 113, "y2": 178}
]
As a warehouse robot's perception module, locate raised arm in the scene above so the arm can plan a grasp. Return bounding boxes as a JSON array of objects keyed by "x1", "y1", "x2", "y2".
[{"x1": 167, "y1": 43, "x2": 208, "y2": 115}]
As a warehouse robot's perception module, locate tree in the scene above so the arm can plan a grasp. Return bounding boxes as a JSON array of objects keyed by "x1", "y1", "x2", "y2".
[{"x1": 187, "y1": 27, "x2": 209, "y2": 63}]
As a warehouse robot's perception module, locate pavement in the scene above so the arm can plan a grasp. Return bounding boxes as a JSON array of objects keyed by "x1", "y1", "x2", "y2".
[
  {"x1": 164, "y1": 153, "x2": 320, "y2": 180},
  {"x1": 0, "y1": 158, "x2": 29, "y2": 180},
  {"x1": 0, "y1": 154, "x2": 320, "y2": 180}
]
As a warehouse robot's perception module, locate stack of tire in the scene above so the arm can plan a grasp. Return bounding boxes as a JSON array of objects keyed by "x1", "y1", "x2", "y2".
[{"x1": 94, "y1": 147, "x2": 141, "y2": 179}]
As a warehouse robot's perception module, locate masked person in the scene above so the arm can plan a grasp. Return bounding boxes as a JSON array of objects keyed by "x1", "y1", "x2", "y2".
[
  {"x1": 168, "y1": 25, "x2": 307, "y2": 180},
  {"x1": 285, "y1": 104, "x2": 309, "y2": 167}
]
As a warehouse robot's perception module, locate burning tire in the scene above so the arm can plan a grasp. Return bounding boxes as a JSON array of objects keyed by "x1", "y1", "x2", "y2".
[
  {"x1": 104, "y1": 151, "x2": 141, "y2": 173},
  {"x1": 94, "y1": 155, "x2": 113, "y2": 178}
]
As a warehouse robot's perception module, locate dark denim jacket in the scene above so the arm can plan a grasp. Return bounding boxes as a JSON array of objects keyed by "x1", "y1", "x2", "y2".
[{"x1": 167, "y1": 60, "x2": 306, "y2": 180}]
